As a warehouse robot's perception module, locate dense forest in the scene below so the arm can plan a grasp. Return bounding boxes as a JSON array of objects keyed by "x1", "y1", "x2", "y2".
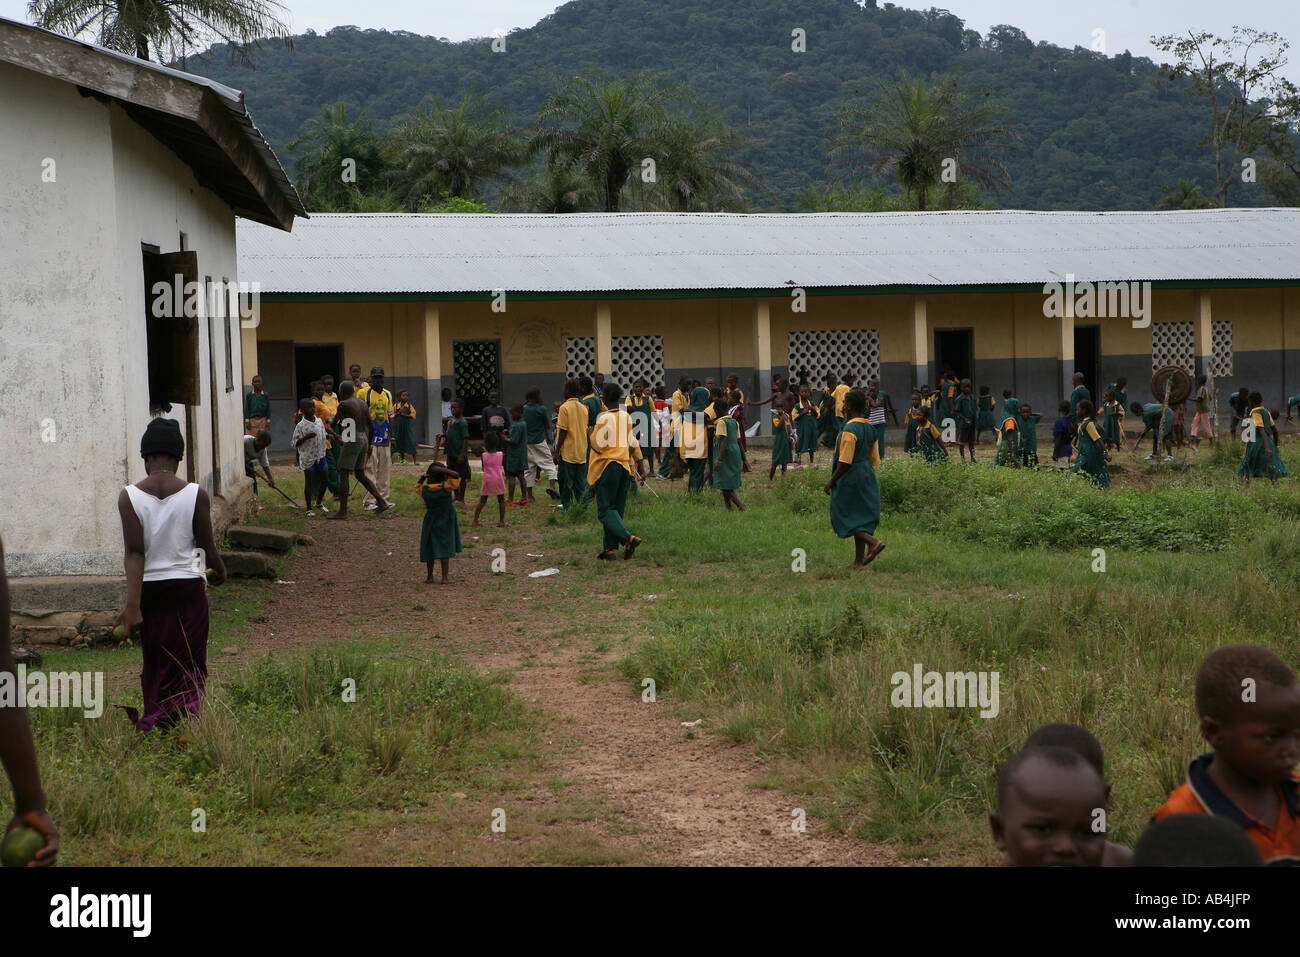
[{"x1": 189, "y1": 0, "x2": 1278, "y2": 210}]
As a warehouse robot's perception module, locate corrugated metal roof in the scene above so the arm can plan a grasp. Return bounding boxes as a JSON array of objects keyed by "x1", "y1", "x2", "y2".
[{"x1": 237, "y1": 209, "x2": 1300, "y2": 295}]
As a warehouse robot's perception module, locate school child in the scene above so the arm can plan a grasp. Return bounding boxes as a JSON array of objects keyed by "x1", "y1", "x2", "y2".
[
  {"x1": 555, "y1": 380, "x2": 590, "y2": 509},
  {"x1": 1131, "y1": 402, "x2": 1175, "y2": 462},
  {"x1": 1134, "y1": 815, "x2": 1263, "y2": 866},
  {"x1": 1229, "y1": 387, "x2": 1251, "y2": 437},
  {"x1": 418, "y1": 463, "x2": 463, "y2": 584},
  {"x1": 651, "y1": 386, "x2": 670, "y2": 474},
  {"x1": 1023, "y1": 723, "x2": 1133, "y2": 866},
  {"x1": 1067, "y1": 372, "x2": 1090, "y2": 426},
  {"x1": 523, "y1": 387, "x2": 560, "y2": 502},
  {"x1": 1152, "y1": 644, "x2": 1300, "y2": 863},
  {"x1": 713, "y1": 394, "x2": 746, "y2": 510},
  {"x1": 816, "y1": 374, "x2": 839, "y2": 449},
  {"x1": 658, "y1": 375, "x2": 693, "y2": 479},
  {"x1": 870, "y1": 378, "x2": 899, "y2": 427},
  {"x1": 504, "y1": 405, "x2": 529, "y2": 505},
  {"x1": 725, "y1": 373, "x2": 752, "y2": 472},
  {"x1": 954, "y1": 379, "x2": 976, "y2": 462},
  {"x1": 472, "y1": 432, "x2": 508, "y2": 527},
  {"x1": 832, "y1": 374, "x2": 853, "y2": 434},
  {"x1": 291, "y1": 398, "x2": 328, "y2": 516},
  {"x1": 866, "y1": 381, "x2": 888, "y2": 459},
  {"x1": 319, "y1": 375, "x2": 342, "y2": 497},
  {"x1": 1017, "y1": 404, "x2": 1041, "y2": 469},
  {"x1": 440, "y1": 387, "x2": 453, "y2": 436},
  {"x1": 975, "y1": 385, "x2": 996, "y2": 442},
  {"x1": 1171, "y1": 400, "x2": 1187, "y2": 448},
  {"x1": 990, "y1": 746, "x2": 1109, "y2": 867},
  {"x1": 1238, "y1": 392, "x2": 1288, "y2": 484},
  {"x1": 765, "y1": 395, "x2": 793, "y2": 481},
  {"x1": 824, "y1": 389, "x2": 884, "y2": 567},
  {"x1": 1052, "y1": 402, "x2": 1075, "y2": 468},
  {"x1": 935, "y1": 369, "x2": 958, "y2": 427},
  {"x1": 792, "y1": 383, "x2": 818, "y2": 467},
  {"x1": 393, "y1": 389, "x2": 419, "y2": 465},
  {"x1": 1190, "y1": 375, "x2": 1214, "y2": 450},
  {"x1": 1098, "y1": 389, "x2": 1123, "y2": 450},
  {"x1": 996, "y1": 402, "x2": 1019, "y2": 467},
  {"x1": 444, "y1": 399, "x2": 471, "y2": 502},
  {"x1": 1070, "y1": 400, "x2": 1112, "y2": 488},
  {"x1": 903, "y1": 391, "x2": 922, "y2": 454},
  {"x1": 588, "y1": 382, "x2": 644, "y2": 560},
  {"x1": 919, "y1": 385, "x2": 935, "y2": 424},
  {"x1": 680, "y1": 386, "x2": 711, "y2": 493},
  {"x1": 626, "y1": 379, "x2": 656, "y2": 481},
  {"x1": 914, "y1": 407, "x2": 948, "y2": 463},
  {"x1": 1105, "y1": 377, "x2": 1128, "y2": 418}
]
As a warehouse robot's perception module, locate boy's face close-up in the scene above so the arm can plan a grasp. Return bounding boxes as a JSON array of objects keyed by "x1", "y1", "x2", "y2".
[
  {"x1": 991, "y1": 760, "x2": 1107, "y2": 867},
  {"x1": 1203, "y1": 681, "x2": 1300, "y2": 786}
]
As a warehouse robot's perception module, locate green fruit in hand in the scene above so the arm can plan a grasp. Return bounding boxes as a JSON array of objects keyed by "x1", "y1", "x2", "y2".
[
  {"x1": 112, "y1": 624, "x2": 127, "y2": 640},
  {"x1": 1, "y1": 827, "x2": 45, "y2": 867},
  {"x1": 206, "y1": 567, "x2": 214, "y2": 576}
]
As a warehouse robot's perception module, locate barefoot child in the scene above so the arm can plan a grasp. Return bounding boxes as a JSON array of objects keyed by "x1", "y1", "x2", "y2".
[
  {"x1": 824, "y1": 389, "x2": 884, "y2": 567},
  {"x1": 418, "y1": 463, "x2": 463, "y2": 584},
  {"x1": 505, "y1": 405, "x2": 529, "y2": 505},
  {"x1": 769, "y1": 395, "x2": 793, "y2": 481},
  {"x1": 393, "y1": 389, "x2": 418, "y2": 465},
  {"x1": 714, "y1": 393, "x2": 746, "y2": 510},
  {"x1": 472, "y1": 431, "x2": 508, "y2": 527},
  {"x1": 793, "y1": 383, "x2": 818, "y2": 466}
]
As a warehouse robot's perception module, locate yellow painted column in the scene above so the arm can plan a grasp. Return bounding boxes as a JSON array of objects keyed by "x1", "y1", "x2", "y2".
[
  {"x1": 595, "y1": 302, "x2": 612, "y2": 377},
  {"x1": 753, "y1": 299, "x2": 771, "y2": 435},
  {"x1": 1059, "y1": 306, "x2": 1075, "y2": 399},
  {"x1": 238, "y1": 308, "x2": 258, "y2": 382},
  {"x1": 911, "y1": 296, "x2": 928, "y2": 388},
  {"x1": 1193, "y1": 291, "x2": 1212, "y2": 376},
  {"x1": 424, "y1": 302, "x2": 442, "y2": 443}
]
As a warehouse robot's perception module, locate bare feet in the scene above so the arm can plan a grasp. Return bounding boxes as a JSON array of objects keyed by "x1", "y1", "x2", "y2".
[
  {"x1": 424, "y1": 578, "x2": 436, "y2": 585},
  {"x1": 497, "y1": 522, "x2": 508, "y2": 527},
  {"x1": 472, "y1": 520, "x2": 482, "y2": 526}
]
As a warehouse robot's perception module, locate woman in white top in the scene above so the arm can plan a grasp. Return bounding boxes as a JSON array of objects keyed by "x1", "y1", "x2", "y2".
[{"x1": 115, "y1": 419, "x2": 226, "y2": 731}]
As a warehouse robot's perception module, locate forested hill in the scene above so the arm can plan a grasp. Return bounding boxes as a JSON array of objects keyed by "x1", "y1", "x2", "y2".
[{"x1": 190, "y1": 0, "x2": 1247, "y2": 210}]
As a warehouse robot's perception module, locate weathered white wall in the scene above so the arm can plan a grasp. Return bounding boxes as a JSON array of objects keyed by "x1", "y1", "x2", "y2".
[{"x1": 0, "y1": 62, "x2": 248, "y2": 577}]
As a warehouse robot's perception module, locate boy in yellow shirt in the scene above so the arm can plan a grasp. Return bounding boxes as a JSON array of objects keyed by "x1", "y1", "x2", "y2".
[
  {"x1": 588, "y1": 382, "x2": 644, "y2": 560},
  {"x1": 554, "y1": 379, "x2": 591, "y2": 510}
]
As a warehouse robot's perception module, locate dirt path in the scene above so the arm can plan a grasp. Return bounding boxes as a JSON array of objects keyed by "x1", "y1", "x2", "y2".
[{"x1": 106, "y1": 462, "x2": 897, "y2": 865}]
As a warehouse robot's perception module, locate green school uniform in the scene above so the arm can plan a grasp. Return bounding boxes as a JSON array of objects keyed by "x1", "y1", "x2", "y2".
[
  {"x1": 1107, "y1": 384, "x2": 1128, "y2": 415},
  {"x1": 393, "y1": 402, "x2": 418, "y2": 456},
  {"x1": 445, "y1": 415, "x2": 469, "y2": 462},
  {"x1": 1141, "y1": 403, "x2": 1175, "y2": 438},
  {"x1": 996, "y1": 415, "x2": 1019, "y2": 466},
  {"x1": 916, "y1": 420, "x2": 947, "y2": 463},
  {"x1": 504, "y1": 420, "x2": 529, "y2": 474},
  {"x1": 954, "y1": 392, "x2": 975, "y2": 427},
  {"x1": 793, "y1": 398, "x2": 818, "y2": 453},
  {"x1": 419, "y1": 479, "x2": 463, "y2": 561},
  {"x1": 1238, "y1": 407, "x2": 1288, "y2": 479},
  {"x1": 626, "y1": 394, "x2": 654, "y2": 455},
  {"x1": 1099, "y1": 401, "x2": 1123, "y2": 445},
  {"x1": 1018, "y1": 413, "x2": 1041, "y2": 466},
  {"x1": 713, "y1": 415, "x2": 743, "y2": 490},
  {"x1": 582, "y1": 394, "x2": 603, "y2": 427},
  {"x1": 903, "y1": 407, "x2": 922, "y2": 453},
  {"x1": 829, "y1": 418, "x2": 881, "y2": 539},
  {"x1": 817, "y1": 392, "x2": 838, "y2": 448},
  {"x1": 1071, "y1": 417, "x2": 1111, "y2": 488},
  {"x1": 771, "y1": 411, "x2": 793, "y2": 466},
  {"x1": 684, "y1": 387, "x2": 711, "y2": 493},
  {"x1": 1068, "y1": 386, "x2": 1091, "y2": 424},
  {"x1": 244, "y1": 390, "x2": 271, "y2": 421},
  {"x1": 522, "y1": 403, "x2": 549, "y2": 444},
  {"x1": 976, "y1": 394, "x2": 995, "y2": 431}
]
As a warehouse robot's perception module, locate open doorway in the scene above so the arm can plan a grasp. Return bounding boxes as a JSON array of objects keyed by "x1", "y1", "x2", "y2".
[
  {"x1": 933, "y1": 328, "x2": 974, "y2": 383},
  {"x1": 1074, "y1": 325, "x2": 1100, "y2": 397},
  {"x1": 294, "y1": 344, "x2": 343, "y2": 400}
]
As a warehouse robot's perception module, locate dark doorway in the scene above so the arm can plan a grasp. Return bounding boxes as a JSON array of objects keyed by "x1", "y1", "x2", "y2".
[
  {"x1": 453, "y1": 339, "x2": 502, "y2": 426},
  {"x1": 293, "y1": 344, "x2": 343, "y2": 400},
  {"x1": 1074, "y1": 325, "x2": 1100, "y2": 397},
  {"x1": 933, "y1": 328, "x2": 974, "y2": 383}
]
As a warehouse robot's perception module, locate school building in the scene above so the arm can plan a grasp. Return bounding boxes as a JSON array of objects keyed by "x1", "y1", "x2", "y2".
[
  {"x1": 0, "y1": 17, "x2": 303, "y2": 581},
  {"x1": 237, "y1": 209, "x2": 1300, "y2": 446}
]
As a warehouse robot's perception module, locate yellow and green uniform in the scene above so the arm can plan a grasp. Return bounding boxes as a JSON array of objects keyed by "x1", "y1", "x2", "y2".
[
  {"x1": 996, "y1": 415, "x2": 1019, "y2": 465},
  {"x1": 393, "y1": 399, "x2": 418, "y2": 457},
  {"x1": 1106, "y1": 383, "x2": 1127, "y2": 414},
  {"x1": 829, "y1": 417, "x2": 881, "y2": 539},
  {"x1": 976, "y1": 394, "x2": 995, "y2": 432},
  {"x1": 626, "y1": 393, "x2": 654, "y2": 457},
  {"x1": 832, "y1": 383, "x2": 850, "y2": 430},
  {"x1": 1100, "y1": 400, "x2": 1123, "y2": 445},
  {"x1": 771, "y1": 410, "x2": 793, "y2": 466},
  {"x1": 1140, "y1": 403, "x2": 1175, "y2": 438},
  {"x1": 504, "y1": 419, "x2": 529, "y2": 474},
  {"x1": 817, "y1": 390, "x2": 838, "y2": 447},
  {"x1": 1068, "y1": 385, "x2": 1091, "y2": 425},
  {"x1": 556, "y1": 396, "x2": 590, "y2": 508},
  {"x1": 1071, "y1": 416, "x2": 1110, "y2": 488},
  {"x1": 916, "y1": 419, "x2": 946, "y2": 462},
  {"x1": 1017, "y1": 413, "x2": 1041, "y2": 466},
  {"x1": 713, "y1": 415, "x2": 743, "y2": 490},
  {"x1": 903, "y1": 406, "x2": 923, "y2": 453},
  {"x1": 1238, "y1": 406, "x2": 1288, "y2": 479},
  {"x1": 793, "y1": 398, "x2": 818, "y2": 453},
  {"x1": 935, "y1": 376, "x2": 959, "y2": 425},
  {"x1": 418, "y1": 476, "x2": 463, "y2": 561},
  {"x1": 318, "y1": 393, "x2": 341, "y2": 492},
  {"x1": 588, "y1": 408, "x2": 642, "y2": 552},
  {"x1": 681, "y1": 387, "x2": 711, "y2": 493},
  {"x1": 658, "y1": 388, "x2": 691, "y2": 478}
]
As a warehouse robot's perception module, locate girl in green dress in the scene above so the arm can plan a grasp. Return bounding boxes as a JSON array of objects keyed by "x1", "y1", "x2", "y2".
[
  {"x1": 975, "y1": 386, "x2": 996, "y2": 442},
  {"x1": 1098, "y1": 390, "x2": 1123, "y2": 449},
  {"x1": 625, "y1": 378, "x2": 655, "y2": 481},
  {"x1": 1238, "y1": 392, "x2": 1288, "y2": 484},
  {"x1": 915, "y1": 407, "x2": 949, "y2": 463},
  {"x1": 817, "y1": 375, "x2": 839, "y2": 449},
  {"x1": 418, "y1": 463, "x2": 463, "y2": 584},
  {"x1": 682, "y1": 386, "x2": 712, "y2": 494},
  {"x1": 769, "y1": 396, "x2": 794, "y2": 480},
  {"x1": 1070, "y1": 401, "x2": 1112, "y2": 488},
  {"x1": 824, "y1": 390, "x2": 885, "y2": 567},
  {"x1": 903, "y1": 391, "x2": 922, "y2": 453},
  {"x1": 713, "y1": 396, "x2": 745, "y2": 510},
  {"x1": 793, "y1": 384, "x2": 818, "y2": 465},
  {"x1": 393, "y1": 390, "x2": 419, "y2": 464}
]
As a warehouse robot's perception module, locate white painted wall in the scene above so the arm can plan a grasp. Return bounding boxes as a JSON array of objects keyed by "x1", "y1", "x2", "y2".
[{"x1": 0, "y1": 62, "x2": 249, "y2": 577}]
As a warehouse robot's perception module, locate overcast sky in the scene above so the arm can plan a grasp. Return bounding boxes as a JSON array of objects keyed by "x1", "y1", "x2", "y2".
[{"x1": 2, "y1": 0, "x2": 1297, "y2": 82}]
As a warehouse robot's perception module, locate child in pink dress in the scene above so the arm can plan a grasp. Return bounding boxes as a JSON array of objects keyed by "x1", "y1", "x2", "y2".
[{"x1": 473, "y1": 431, "x2": 508, "y2": 527}]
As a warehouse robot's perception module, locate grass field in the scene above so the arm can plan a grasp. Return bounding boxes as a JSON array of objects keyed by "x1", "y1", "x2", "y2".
[{"x1": 15, "y1": 437, "x2": 1300, "y2": 865}]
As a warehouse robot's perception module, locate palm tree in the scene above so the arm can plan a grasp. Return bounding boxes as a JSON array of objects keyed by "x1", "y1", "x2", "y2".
[
  {"x1": 388, "y1": 93, "x2": 522, "y2": 210},
  {"x1": 640, "y1": 107, "x2": 757, "y2": 212},
  {"x1": 28, "y1": 0, "x2": 291, "y2": 64},
  {"x1": 832, "y1": 74, "x2": 1019, "y2": 211},
  {"x1": 1155, "y1": 179, "x2": 1217, "y2": 209},
  {"x1": 503, "y1": 161, "x2": 598, "y2": 213},
  {"x1": 286, "y1": 103, "x2": 390, "y2": 212},
  {"x1": 534, "y1": 69, "x2": 685, "y2": 213}
]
